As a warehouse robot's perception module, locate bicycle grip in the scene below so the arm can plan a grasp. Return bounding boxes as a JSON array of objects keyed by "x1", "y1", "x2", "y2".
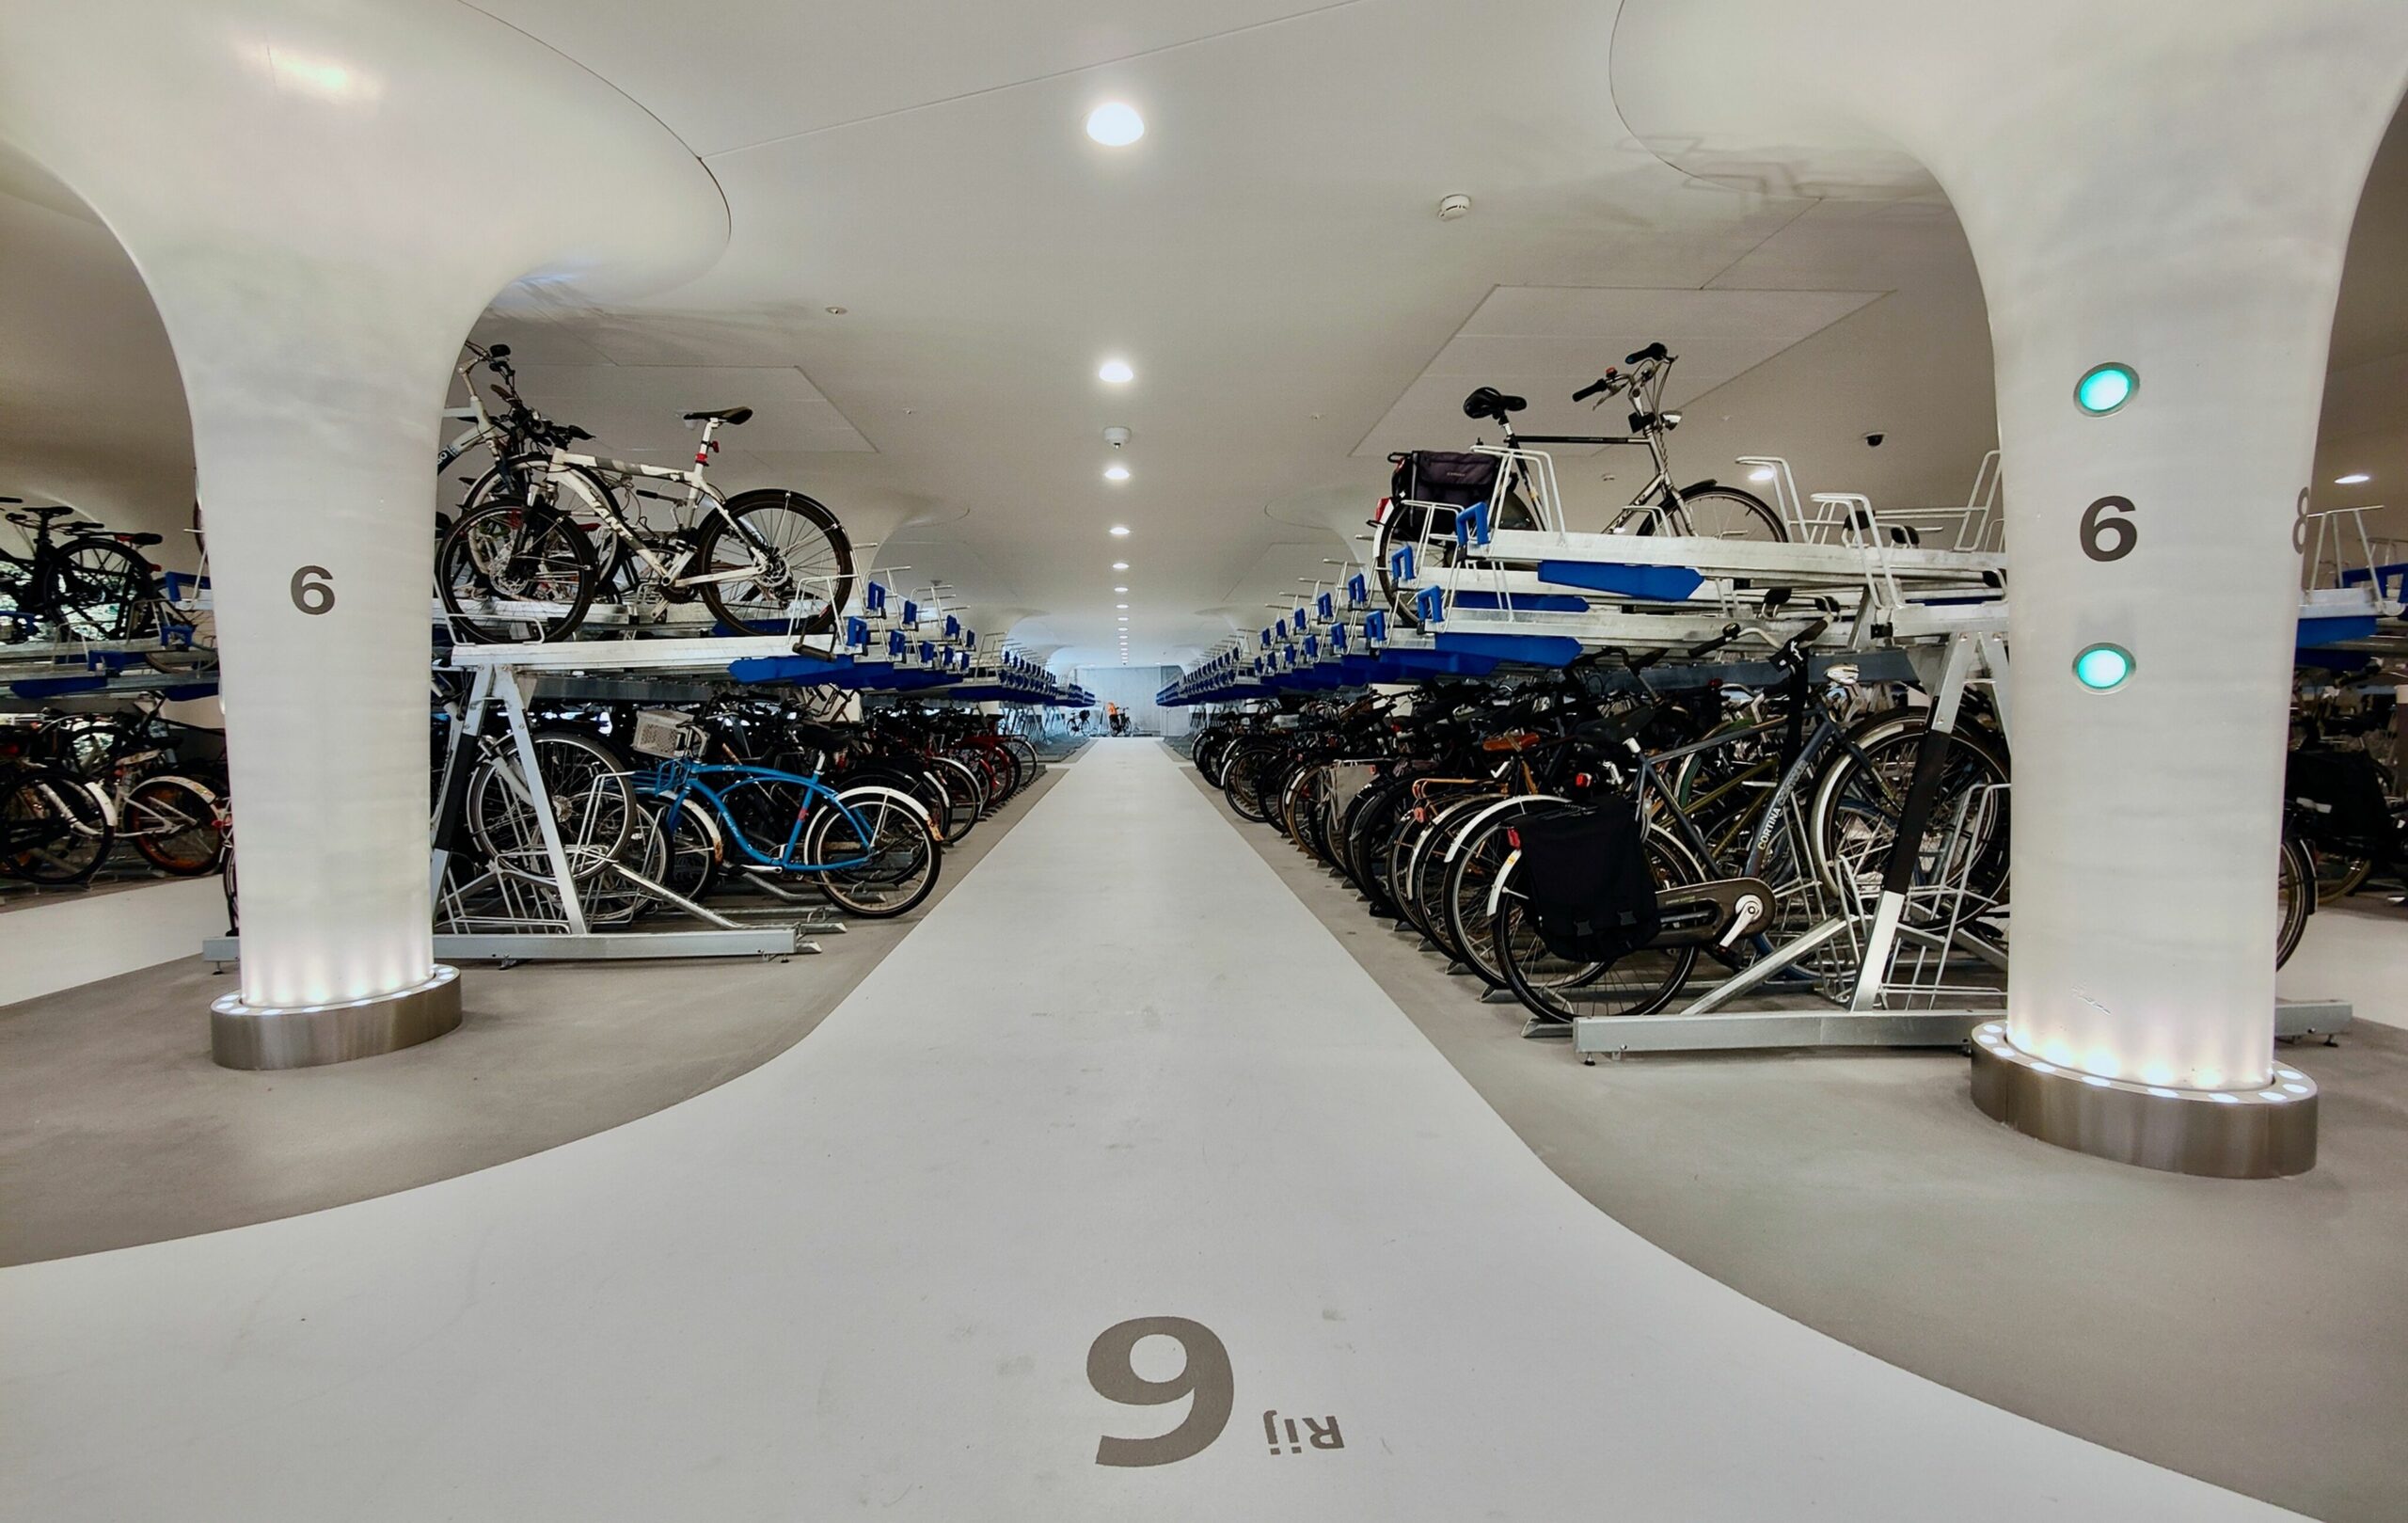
[
  {"x1": 1624, "y1": 341, "x2": 1670, "y2": 366},
  {"x1": 1572, "y1": 373, "x2": 1615, "y2": 403}
]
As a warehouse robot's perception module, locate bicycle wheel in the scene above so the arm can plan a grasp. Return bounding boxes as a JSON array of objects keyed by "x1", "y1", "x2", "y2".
[
  {"x1": 806, "y1": 787, "x2": 941, "y2": 917},
  {"x1": 125, "y1": 773, "x2": 225, "y2": 875},
  {"x1": 52, "y1": 537, "x2": 161, "y2": 641},
  {"x1": 464, "y1": 727, "x2": 635, "y2": 881},
  {"x1": 1494, "y1": 827, "x2": 1707, "y2": 1023},
  {"x1": 651, "y1": 794, "x2": 722, "y2": 907},
  {"x1": 928, "y1": 754, "x2": 985, "y2": 842},
  {"x1": 1409, "y1": 794, "x2": 1500, "y2": 960},
  {"x1": 1443, "y1": 798, "x2": 1567, "y2": 988},
  {"x1": 1639, "y1": 484, "x2": 1787, "y2": 543},
  {"x1": 2277, "y1": 833, "x2": 2314, "y2": 969},
  {"x1": 438, "y1": 500, "x2": 598, "y2": 643},
  {"x1": 696, "y1": 490, "x2": 853, "y2": 636},
  {"x1": 2, "y1": 766, "x2": 115, "y2": 885},
  {"x1": 460, "y1": 456, "x2": 635, "y2": 596},
  {"x1": 1809, "y1": 714, "x2": 2010, "y2": 918},
  {"x1": 2312, "y1": 845, "x2": 2373, "y2": 900},
  {"x1": 1002, "y1": 737, "x2": 1039, "y2": 794},
  {"x1": 1223, "y1": 744, "x2": 1276, "y2": 822}
]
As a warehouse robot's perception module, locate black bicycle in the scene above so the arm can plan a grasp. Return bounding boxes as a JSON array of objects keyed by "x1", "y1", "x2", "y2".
[{"x1": 0, "y1": 499, "x2": 164, "y2": 644}]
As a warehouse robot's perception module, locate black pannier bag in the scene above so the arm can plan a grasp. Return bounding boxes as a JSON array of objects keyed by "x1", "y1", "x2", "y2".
[
  {"x1": 2286, "y1": 746, "x2": 2396, "y2": 850},
  {"x1": 1513, "y1": 805, "x2": 1660, "y2": 966},
  {"x1": 1390, "y1": 450, "x2": 1502, "y2": 509},
  {"x1": 1385, "y1": 452, "x2": 1542, "y2": 547}
]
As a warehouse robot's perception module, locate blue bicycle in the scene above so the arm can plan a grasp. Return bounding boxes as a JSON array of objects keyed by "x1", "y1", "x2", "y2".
[{"x1": 635, "y1": 722, "x2": 942, "y2": 918}]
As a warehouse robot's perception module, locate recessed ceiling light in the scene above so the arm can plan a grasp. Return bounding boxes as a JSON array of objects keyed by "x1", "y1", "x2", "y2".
[
  {"x1": 1112, "y1": 561, "x2": 1129, "y2": 570},
  {"x1": 1098, "y1": 359, "x2": 1134, "y2": 384},
  {"x1": 2336, "y1": 472, "x2": 2372, "y2": 485},
  {"x1": 1114, "y1": 586, "x2": 1128, "y2": 593},
  {"x1": 1117, "y1": 603, "x2": 1129, "y2": 610},
  {"x1": 1085, "y1": 103, "x2": 1145, "y2": 147},
  {"x1": 1749, "y1": 467, "x2": 1775, "y2": 483},
  {"x1": 1104, "y1": 464, "x2": 1131, "y2": 482},
  {"x1": 1109, "y1": 525, "x2": 1131, "y2": 536}
]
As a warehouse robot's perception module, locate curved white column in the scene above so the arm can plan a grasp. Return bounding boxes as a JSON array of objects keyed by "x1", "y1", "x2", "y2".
[
  {"x1": 0, "y1": 3, "x2": 723, "y2": 1022},
  {"x1": 1615, "y1": 3, "x2": 2408, "y2": 1139}
]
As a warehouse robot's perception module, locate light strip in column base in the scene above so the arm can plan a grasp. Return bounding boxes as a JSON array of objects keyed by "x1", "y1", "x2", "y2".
[
  {"x1": 1969, "y1": 1023, "x2": 2317, "y2": 1178},
  {"x1": 210, "y1": 966, "x2": 463, "y2": 1071}
]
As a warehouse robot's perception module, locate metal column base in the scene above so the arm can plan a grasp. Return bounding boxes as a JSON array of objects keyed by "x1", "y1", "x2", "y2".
[
  {"x1": 205, "y1": 929, "x2": 805, "y2": 964},
  {"x1": 211, "y1": 966, "x2": 463, "y2": 1071},
  {"x1": 1969, "y1": 1022, "x2": 2319, "y2": 1179},
  {"x1": 1572, "y1": 999, "x2": 2352, "y2": 1057}
]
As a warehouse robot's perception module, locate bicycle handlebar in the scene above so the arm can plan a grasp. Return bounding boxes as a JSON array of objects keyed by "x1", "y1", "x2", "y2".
[
  {"x1": 1687, "y1": 622, "x2": 1743, "y2": 659},
  {"x1": 1572, "y1": 370, "x2": 1620, "y2": 404}
]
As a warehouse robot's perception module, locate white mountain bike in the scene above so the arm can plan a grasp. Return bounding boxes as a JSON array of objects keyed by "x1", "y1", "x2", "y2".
[{"x1": 434, "y1": 350, "x2": 852, "y2": 644}]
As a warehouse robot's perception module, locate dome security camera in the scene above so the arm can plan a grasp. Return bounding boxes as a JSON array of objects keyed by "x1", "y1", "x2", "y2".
[{"x1": 1864, "y1": 432, "x2": 1886, "y2": 447}]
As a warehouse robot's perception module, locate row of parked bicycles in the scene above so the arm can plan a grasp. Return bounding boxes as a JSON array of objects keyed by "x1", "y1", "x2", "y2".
[
  {"x1": 0, "y1": 700, "x2": 228, "y2": 888},
  {"x1": 429, "y1": 692, "x2": 1047, "y2": 927},
  {"x1": 1186, "y1": 627, "x2": 2321, "y2": 1029}
]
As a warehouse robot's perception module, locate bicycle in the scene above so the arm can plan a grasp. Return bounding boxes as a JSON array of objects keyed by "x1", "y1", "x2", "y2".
[
  {"x1": 632, "y1": 716, "x2": 942, "y2": 918},
  {"x1": 0, "y1": 500, "x2": 165, "y2": 645},
  {"x1": 38, "y1": 704, "x2": 227, "y2": 876},
  {"x1": 0, "y1": 736, "x2": 115, "y2": 887},
  {"x1": 435, "y1": 357, "x2": 854, "y2": 643},
  {"x1": 1369, "y1": 342, "x2": 1786, "y2": 627}
]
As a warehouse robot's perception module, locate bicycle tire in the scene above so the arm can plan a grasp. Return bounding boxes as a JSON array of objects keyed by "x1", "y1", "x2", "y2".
[
  {"x1": 463, "y1": 726, "x2": 635, "y2": 881},
  {"x1": 437, "y1": 500, "x2": 599, "y2": 643},
  {"x1": 1, "y1": 765, "x2": 115, "y2": 885},
  {"x1": 2277, "y1": 833, "x2": 2314, "y2": 969},
  {"x1": 1494, "y1": 825, "x2": 1708, "y2": 1023},
  {"x1": 51, "y1": 537, "x2": 162, "y2": 642},
  {"x1": 1442, "y1": 797, "x2": 1568, "y2": 987},
  {"x1": 806, "y1": 786, "x2": 941, "y2": 917},
  {"x1": 697, "y1": 489, "x2": 852, "y2": 636},
  {"x1": 1635, "y1": 483, "x2": 1787, "y2": 543},
  {"x1": 126, "y1": 773, "x2": 225, "y2": 876}
]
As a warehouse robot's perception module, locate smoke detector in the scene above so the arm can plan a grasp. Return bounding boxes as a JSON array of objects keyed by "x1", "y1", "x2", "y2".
[
  {"x1": 1436, "y1": 194, "x2": 1472, "y2": 222},
  {"x1": 1102, "y1": 426, "x2": 1133, "y2": 449}
]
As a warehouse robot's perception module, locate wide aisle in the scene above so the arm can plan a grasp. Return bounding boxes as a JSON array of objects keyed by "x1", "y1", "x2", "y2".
[{"x1": 0, "y1": 741, "x2": 2287, "y2": 1520}]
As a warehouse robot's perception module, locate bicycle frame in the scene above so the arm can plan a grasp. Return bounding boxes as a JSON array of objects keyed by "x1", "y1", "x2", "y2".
[{"x1": 1505, "y1": 359, "x2": 1693, "y2": 531}]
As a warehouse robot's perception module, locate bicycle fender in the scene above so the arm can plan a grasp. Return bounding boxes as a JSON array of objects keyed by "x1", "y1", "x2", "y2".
[
  {"x1": 1442, "y1": 793, "x2": 1566, "y2": 864},
  {"x1": 1487, "y1": 849, "x2": 1522, "y2": 918},
  {"x1": 836, "y1": 784, "x2": 938, "y2": 836}
]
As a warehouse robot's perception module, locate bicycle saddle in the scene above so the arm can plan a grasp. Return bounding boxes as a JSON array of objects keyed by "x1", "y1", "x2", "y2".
[
  {"x1": 119, "y1": 532, "x2": 165, "y2": 547},
  {"x1": 1461, "y1": 387, "x2": 1527, "y2": 424},
  {"x1": 682, "y1": 406, "x2": 754, "y2": 426},
  {"x1": 14, "y1": 504, "x2": 74, "y2": 520}
]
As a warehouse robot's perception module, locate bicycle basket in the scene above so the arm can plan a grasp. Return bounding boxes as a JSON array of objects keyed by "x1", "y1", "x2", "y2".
[{"x1": 631, "y1": 708, "x2": 702, "y2": 760}]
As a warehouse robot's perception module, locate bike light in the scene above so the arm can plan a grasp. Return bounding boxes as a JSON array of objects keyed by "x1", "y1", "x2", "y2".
[
  {"x1": 2073, "y1": 643, "x2": 2132, "y2": 690},
  {"x1": 2075, "y1": 363, "x2": 2136, "y2": 416}
]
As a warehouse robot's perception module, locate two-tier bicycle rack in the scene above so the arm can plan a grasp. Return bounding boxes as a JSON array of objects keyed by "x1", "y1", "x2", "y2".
[{"x1": 1163, "y1": 451, "x2": 2378, "y2": 1055}]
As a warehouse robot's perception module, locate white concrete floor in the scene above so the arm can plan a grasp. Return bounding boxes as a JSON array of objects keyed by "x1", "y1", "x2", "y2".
[
  {"x1": 0, "y1": 741, "x2": 2295, "y2": 1519},
  {"x1": 2282, "y1": 897, "x2": 2408, "y2": 1030}
]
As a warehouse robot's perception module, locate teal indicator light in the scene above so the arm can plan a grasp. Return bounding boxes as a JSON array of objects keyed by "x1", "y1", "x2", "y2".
[
  {"x1": 2073, "y1": 643, "x2": 2133, "y2": 690},
  {"x1": 2075, "y1": 362, "x2": 2137, "y2": 416}
]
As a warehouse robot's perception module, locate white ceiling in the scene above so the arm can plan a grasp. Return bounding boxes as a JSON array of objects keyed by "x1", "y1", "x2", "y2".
[{"x1": 2, "y1": 3, "x2": 2403, "y2": 667}]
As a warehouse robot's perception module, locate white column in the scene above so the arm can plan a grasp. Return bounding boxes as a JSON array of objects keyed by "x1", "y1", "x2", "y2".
[
  {"x1": 1613, "y1": 1, "x2": 2408, "y2": 1155},
  {"x1": 0, "y1": 3, "x2": 721, "y2": 1033}
]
